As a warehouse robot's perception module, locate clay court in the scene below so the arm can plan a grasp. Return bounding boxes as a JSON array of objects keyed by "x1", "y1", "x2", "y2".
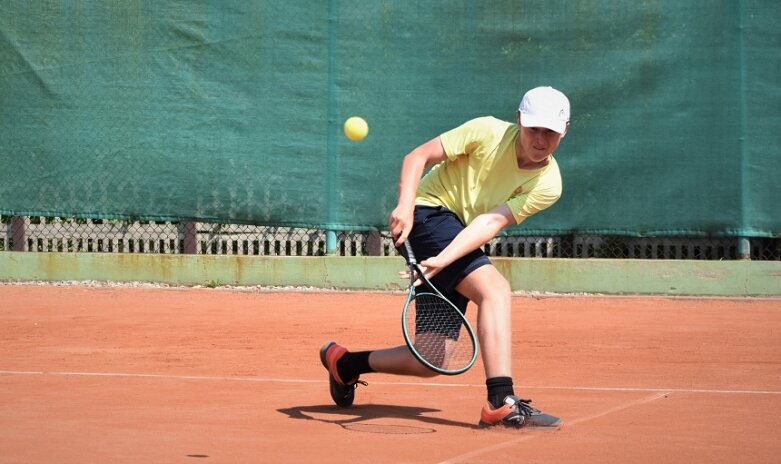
[{"x1": 1, "y1": 284, "x2": 779, "y2": 463}]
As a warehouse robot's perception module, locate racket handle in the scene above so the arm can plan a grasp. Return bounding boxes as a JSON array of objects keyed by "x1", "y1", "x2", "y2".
[{"x1": 403, "y1": 240, "x2": 417, "y2": 265}]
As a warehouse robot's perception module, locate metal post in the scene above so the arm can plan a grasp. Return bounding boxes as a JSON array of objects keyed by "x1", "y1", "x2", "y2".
[
  {"x1": 11, "y1": 216, "x2": 29, "y2": 251},
  {"x1": 182, "y1": 222, "x2": 198, "y2": 254},
  {"x1": 367, "y1": 231, "x2": 382, "y2": 256},
  {"x1": 325, "y1": 0, "x2": 340, "y2": 255},
  {"x1": 738, "y1": 237, "x2": 751, "y2": 260},
  {"x1": 326, "y1": 230, "x2": 337, "y2": 255}
]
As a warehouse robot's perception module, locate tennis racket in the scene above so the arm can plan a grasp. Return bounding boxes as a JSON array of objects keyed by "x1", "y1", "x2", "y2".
[{"x1": 401, "y1": 240, "x2": 478, "y2": 375}]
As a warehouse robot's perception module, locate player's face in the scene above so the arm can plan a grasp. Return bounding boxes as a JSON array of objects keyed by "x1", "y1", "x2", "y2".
[{"x1": 519, "y1": 126, "x2": 564, "y2": 163}]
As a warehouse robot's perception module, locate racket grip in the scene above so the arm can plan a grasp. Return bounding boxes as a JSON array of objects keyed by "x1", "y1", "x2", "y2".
[{"x1": 403, "y1": 240, "x2": 417, "y2": 264}]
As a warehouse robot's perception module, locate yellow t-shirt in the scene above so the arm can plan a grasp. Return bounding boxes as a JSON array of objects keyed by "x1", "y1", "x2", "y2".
[{"x1": 415, "y1": 116, "x2": 562, "y2": 225}]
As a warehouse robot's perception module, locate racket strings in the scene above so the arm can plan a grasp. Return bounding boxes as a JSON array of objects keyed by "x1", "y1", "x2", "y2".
[{"x1": 407, "y1": 292, "x2": 474, "y2": 370}]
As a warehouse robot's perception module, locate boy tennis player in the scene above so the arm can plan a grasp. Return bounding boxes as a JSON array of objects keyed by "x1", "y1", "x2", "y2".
[{"x1": 321, "y1": 86, "x2": 570, "y2": 428}]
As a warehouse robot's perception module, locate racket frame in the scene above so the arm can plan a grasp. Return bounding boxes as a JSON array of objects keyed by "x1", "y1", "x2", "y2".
[{"x1": 401, "y1": 241, "x2": 478, "y2": 375}]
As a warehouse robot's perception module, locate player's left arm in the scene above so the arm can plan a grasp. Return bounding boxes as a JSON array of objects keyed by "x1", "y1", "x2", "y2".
[{"x1": 418, "y1": 204, "x2": 515, "y2": 279}]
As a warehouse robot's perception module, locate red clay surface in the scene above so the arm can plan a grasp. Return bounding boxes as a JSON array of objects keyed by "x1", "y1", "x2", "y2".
[{"x1": 1, "y1": 284, "x2": 779, "y2": 463}]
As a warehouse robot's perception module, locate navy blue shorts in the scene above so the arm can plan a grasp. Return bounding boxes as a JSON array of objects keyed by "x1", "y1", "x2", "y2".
[{"x1": 397, "y1": 205, "x2": 491, "y2": 315}]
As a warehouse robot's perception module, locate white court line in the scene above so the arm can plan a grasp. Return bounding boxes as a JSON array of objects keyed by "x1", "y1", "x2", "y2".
[
  {"x1": 439, "y1": 391, "x2": 670, "y2": 464},
  {"x1": 1, "y1": 370, "x2": 780, "y2": 396}
]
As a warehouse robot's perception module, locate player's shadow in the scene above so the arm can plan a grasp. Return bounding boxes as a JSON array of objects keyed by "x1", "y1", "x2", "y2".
[{"x1": 277, "y1": 403, "x2": 479, "y2": 432}]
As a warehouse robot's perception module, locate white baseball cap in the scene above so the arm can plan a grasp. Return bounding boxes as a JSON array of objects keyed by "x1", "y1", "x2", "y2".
[{"x1": 518, "y1": 86, "x2": 570, "y2": 134}]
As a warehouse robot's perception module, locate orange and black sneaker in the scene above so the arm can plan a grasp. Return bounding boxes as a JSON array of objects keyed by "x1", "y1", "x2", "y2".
[
  {"x1": 319, "y1": 341, "x2": 367, "y2": 407},
  {"x1": 479, "y1": 395, "x2": 562, "y2": 429}
]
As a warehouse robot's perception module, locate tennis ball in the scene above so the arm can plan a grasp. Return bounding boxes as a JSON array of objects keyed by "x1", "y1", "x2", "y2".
[{"x1": 344, "y1": 116, "x2": 369, "y2": 141}]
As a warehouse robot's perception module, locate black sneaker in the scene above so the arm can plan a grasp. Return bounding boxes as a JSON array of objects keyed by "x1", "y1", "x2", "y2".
[
  {"x1": 479, "y1": 395, "x2": 562, "y2": 428},
  {"x1": 319, "y1": 341, "x2": 366, "y2": 407}
]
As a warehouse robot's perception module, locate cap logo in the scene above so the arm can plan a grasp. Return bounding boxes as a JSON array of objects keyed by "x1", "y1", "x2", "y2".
[{"x1": 558, "y1": 109, "x2": 565, "y2": 118}]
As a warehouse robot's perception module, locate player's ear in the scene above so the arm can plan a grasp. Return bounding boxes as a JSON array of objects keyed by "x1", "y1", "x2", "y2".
[{"x1": 516, "y1": 111, "x2": 521, "y2": 125}]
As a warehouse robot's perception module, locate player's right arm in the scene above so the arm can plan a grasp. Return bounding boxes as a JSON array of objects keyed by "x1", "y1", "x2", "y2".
[
  {"x1": 390, "y1": 137, "x2": 448, "y2": 246},
  {"x1": 418, "y1": 204, "x2": 515, "y2": 280}
]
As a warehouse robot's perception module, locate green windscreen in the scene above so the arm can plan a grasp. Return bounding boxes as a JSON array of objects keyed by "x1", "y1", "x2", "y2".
[{"x1": 1, "y1": 1, "x2": 778, "y2": 237}]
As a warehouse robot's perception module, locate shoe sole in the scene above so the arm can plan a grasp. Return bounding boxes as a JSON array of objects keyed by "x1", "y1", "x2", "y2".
[{"x1": 478, "y1": 419, "x2": 563, "y2": 429}]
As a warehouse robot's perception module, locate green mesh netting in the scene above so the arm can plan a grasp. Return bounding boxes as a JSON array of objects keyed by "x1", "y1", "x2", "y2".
[{"x1": 1, "y1": 1, "x2": 778, "y2": 237}]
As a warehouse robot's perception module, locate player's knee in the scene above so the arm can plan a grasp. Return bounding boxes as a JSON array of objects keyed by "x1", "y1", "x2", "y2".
[
  {"x1": 494, "y1": 277, "x2": 512, "y2": 296},
  {"x1": 458, "y1": 266, "x2": 511, "y2": 305},
  {"x1": 475, "y1": 283, "x2": 512, "y2": 308}
]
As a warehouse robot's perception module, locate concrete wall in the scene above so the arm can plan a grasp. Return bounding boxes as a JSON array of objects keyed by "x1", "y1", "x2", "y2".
[{"x1": 2, "y1": 252, "x2": 779, "y2": 297}]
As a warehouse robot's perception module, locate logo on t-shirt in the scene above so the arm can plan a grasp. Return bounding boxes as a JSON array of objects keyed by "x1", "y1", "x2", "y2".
[{"x1": 511, "y1": 185, "x2": 524, "y2": 197}]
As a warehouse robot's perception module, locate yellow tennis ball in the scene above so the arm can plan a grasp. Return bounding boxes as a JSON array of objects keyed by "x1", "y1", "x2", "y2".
[{"x1": 344, "y1": 116, "x2": 369, "y2": 141}]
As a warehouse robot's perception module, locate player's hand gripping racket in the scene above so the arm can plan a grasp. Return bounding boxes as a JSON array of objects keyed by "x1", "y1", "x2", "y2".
[{"x1": 401, "y1": 241, "x2": 478, "y2": 375}]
